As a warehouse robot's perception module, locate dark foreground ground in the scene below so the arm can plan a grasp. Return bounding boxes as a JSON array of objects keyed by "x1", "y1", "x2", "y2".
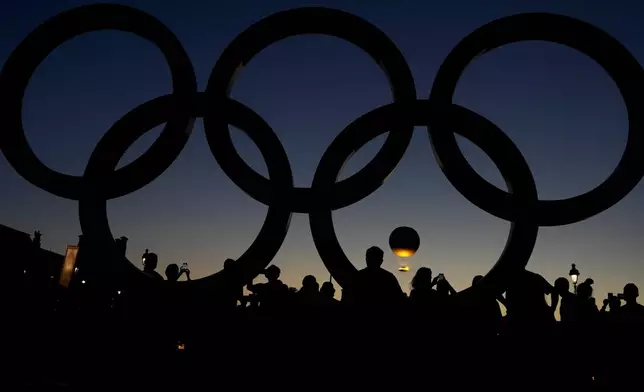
[{"x1": 10, "y1": 305, "x2": 643, "y2": 391}]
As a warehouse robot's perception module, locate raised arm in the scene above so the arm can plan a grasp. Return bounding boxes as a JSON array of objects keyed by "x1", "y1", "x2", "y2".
[
  {"x1": 446, "y1": 280, "x2": 457, "y2": 296},
  {"x1": 541, "y1": 276, "x2": 558, "y2": 313},
  {"x1": 550, "y1": 291, "x2": 559, "y2": 313}
]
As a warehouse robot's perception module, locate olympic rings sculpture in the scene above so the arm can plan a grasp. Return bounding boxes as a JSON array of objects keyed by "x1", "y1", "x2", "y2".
[{"x1": 1, "y1": 4, "x2": 643, "y2": 301}]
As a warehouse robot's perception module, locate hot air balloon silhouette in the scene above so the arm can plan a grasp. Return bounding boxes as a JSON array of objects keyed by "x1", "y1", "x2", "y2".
[{"x1": 388, "y1": 226, "x2": 420, "y2": 272}]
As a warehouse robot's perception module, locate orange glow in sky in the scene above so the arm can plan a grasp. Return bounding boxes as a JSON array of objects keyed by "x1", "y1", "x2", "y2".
[{"x1": 392, "y1": 248, "x2": 416, "y2": 258}]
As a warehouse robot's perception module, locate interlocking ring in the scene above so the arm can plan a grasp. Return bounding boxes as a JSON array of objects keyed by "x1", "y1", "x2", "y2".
[
  {"x1": 429, "y1": 13, "x2": 644, "y2": 226},
  {"x1": 310, "y1": 100, "x2": 539, "y2": 297},
  {"x1": 204, "y1": 7, "x2": 417, "y2": 213},
  {"x1": 0, "y1": 4, "x2": 198, "y2": 200},
  {"x1": 2, "y1": 4, "x2": 642, "y2": 299},
  {"x1": 78, "y1": 94, "x2": 293, "y2": 289}
]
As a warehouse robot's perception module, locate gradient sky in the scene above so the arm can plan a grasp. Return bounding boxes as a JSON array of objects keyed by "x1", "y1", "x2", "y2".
[{"x1": 1, "y1": 0, "x2": 643, "y2": 306}]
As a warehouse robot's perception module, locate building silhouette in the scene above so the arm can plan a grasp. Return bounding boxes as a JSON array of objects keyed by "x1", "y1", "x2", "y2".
[{"x1": 1, "y1": 224, "x2": 66, "y2": 287}]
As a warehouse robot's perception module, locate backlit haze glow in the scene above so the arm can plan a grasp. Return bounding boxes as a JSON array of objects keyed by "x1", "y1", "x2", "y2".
[{"x1": 1, "y1": 0, "x2": 643, "y2": 311}]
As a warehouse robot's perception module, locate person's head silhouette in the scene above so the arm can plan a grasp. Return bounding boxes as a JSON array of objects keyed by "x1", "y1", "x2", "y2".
[
  {"x1": 301, "y1": 275, "x2": 319, "y2": 292},
  {"x1": 411, "y1": 267, "x2": 432, "y2": 290},
  {"x1": 264, "y1": 265, "x2": 281, "y2": 282},
  {"x1": 321, "y1": 282, "x2": 336, "y2": 299},
  {"x1": 165, "y1": 264, "x2": 180, "y2": 282},
  {"x1": 577, "y1": 281, "x2": 593, "y2": 300},
  {"x1": 623, "y1": 283, "x2": 639, "y2": 304},
  {"x1": 554, "y1": 277, "x2": 570, "y2": 294},
  {"x1": 365, "y1": 246, "x2": 384, "y2": 268},
  {"x1": 144, "y1": 253, "x2": 158, "y2": 271},
  {"x1": 224, "y1": 258, "x2": 236, "y2": 270},
  {"x1": 472, "y1": 275, "x2": 484, "y2": 286}
]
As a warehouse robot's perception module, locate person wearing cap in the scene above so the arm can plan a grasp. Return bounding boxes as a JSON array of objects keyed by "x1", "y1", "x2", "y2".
[{"x1": 142, "y1": 252, "x2": 163, "y2": 281}]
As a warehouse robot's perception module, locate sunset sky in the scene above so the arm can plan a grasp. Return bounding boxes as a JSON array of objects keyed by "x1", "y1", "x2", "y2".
[{"x1": 1, "y1": 0, "x2": 643, "y2": 304}]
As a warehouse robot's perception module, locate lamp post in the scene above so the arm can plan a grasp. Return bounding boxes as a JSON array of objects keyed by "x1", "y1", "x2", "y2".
[{"x1": 569, "y1": 263, "x2": 580, "y2": 294}]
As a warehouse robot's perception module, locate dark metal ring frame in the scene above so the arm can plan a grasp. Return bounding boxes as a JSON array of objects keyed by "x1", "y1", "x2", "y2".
[
  {"x1": 204, "y1": 7, "x2": 417, "y2": 213},
  {"x1": 78, "y1": 94, "x2": 295, "y2": 290},
  {"x1": 0, "y1": 4, "x2": 198, "y2": 201},
  {"x1": 1, "y1": 4, "x2": 642, "y2": 300},
  {"x1": 428, "y1": 13, "x2": 644, "y2": 227},
  {"x1": 310, "y1": 101, "x2": 540, "y2": 300}
]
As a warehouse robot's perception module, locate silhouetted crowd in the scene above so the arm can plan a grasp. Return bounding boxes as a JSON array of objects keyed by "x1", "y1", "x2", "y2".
[{"x1": 16, "y1": 245, "x2": 644, "y2": 389}]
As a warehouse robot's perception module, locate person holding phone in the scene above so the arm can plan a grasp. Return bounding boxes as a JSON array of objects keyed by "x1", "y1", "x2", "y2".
[
  {"x1": 435, "y1": 273, "x2": 457, "y2": 299},
  {"x1": 601, "y1": 293, "x2": 621, "y2": 314},
  {"x1": 164, "y1": 262, "x2": 191, "y2": 282},
  {"x1": 409, "y1": 267, "x2": 443, "y2": 310}
]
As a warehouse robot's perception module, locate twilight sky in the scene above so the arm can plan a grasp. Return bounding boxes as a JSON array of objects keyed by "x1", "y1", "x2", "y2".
[{"x1": 1, "y1": 0, "x2": 643, "y2": 303}]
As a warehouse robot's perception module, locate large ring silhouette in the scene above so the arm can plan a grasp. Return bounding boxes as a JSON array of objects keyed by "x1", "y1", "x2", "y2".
[
  {"x1": 204, "y1": 7, "x2": 417, "y2": 213},
  {"x1": 1, "y1": 5, "x2": 643, "y2": 297},
  {"x1": 310, "y1": 100, "x2": 539, "y2": 298},
  {"x1": 79, "y1": 94, "x2": 294, "y2": 288},
  {"x1": 0, "y1": 4, "x2": 198, "y2": 200},
  {"x1": 429, "y1": 13, "x2": 644, "y2": 227}
]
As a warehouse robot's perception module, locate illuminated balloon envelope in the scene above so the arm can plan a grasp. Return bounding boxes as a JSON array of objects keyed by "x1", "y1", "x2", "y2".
[{"x1": 389, "y1": 226, "x2": 419, "y2": 272}]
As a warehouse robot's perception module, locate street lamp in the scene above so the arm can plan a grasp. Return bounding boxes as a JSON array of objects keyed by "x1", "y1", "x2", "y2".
[{"x1": 569, "y1": 263, "x2": 580, "y2": 294}]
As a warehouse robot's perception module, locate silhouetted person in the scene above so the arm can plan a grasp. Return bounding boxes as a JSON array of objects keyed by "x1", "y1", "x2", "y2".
[
  {"x1": 142, "y1": 253, "x2": 163, "y2": 281},
  {"x1": 340, "y1": 288, "x2": 349, "y2": 303},
  {"x1": 576, "y1": 279, "x2": 599, "y2": 321},
  {"x1": 615, "y1": 283, "x2": 644, "y2": 322},
  {"x1": 505, "y1": 269, "x2": 557, "y2": 325},
  {"x1": 32, "y1": 230, "x2": 41, "y2": 248},
  {"x1": 554, "y1": 277, "x2": 577, "y2": 322},
  {"x1": 298, "y1": 275, "x2": 320, "y2": 306},
  {"x1": 435, "y1": 274, "x2": 457, "y2": 300},
  {"x1": 287, "y1": 287, "x2": 298, "y2": 302},
  {"x1": 600, "y1": 294, "x2": 621, "y2": 315},
  {"x1": 420, "y1": 273, "x2": 454, "y2": 320},
  {"x1": 409, "y1": 267, "x2": 439, "y2": 306},
  {"x1": 573, "y1": 278, "x2": 600, "y2": 386},
  {"x1": 216, "y1": 258, "x2": 243, "y2": 309},
  {"x1": 247, "y1": 265, "x2": 289, "y2": 310},
  {"x1": 114, "y1": 236, "x2": 128, "y2": 260},
  {"x1": 165, "y1": 263, "x2": 191, "y2": 282},
  {"x1": 472, "y1": 274, "x2": 507, "y2": 307},
  {"x1": 354, "y1": 246, "x2": 404, "y2": 306},
  {"x1": 142, "y1": 249, "x2": 150, "y2": 272},
  {"x1": 320, "y1": 282, "x2": 339, "y2": 306},
  {"x1": 602, "y1": 283, "x2": 644, "y2": 388},
  {"x1": 565, "y1": 279, "x2": 597, "y2": 387},
  {"x1": 161, "y1": 263, "x2": 191, "y2": 347},
  {"x1": 467, "y1": 275, "x2": 503, "y2": 335}
]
